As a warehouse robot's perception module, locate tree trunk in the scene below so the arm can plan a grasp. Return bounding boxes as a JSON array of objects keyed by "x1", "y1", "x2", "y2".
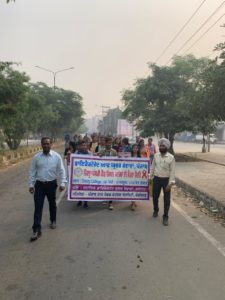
[
  {"x1": 168, "y1": 134, "x2": 175, "y2": 155},
  {"x1": 202, "y1": 135, "x2": 206, "y2": 153},
  {"x1": 161, "y1": 133, "x2": 175, "y2": 154},
  {"x1": 207, "y1": 133, "x2": 211, "y2": 152}
]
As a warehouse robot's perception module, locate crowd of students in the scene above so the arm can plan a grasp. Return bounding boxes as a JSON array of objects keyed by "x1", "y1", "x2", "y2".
[
  {"x1": 65, "y1": 134, "x2": 156, "y2": 160},
  {"x1": 64, "y1": 133, "x2": 157, "y2": 211}
]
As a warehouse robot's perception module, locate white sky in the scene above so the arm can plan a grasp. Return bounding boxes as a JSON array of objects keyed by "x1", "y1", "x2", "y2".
[{"x1": 0, "y1": 0, "x2": 224, "y2": 118}]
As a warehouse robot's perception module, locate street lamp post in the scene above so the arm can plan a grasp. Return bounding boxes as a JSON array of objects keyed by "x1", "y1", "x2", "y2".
[{"x1": 35, "y1": 65, "x2": 74, "y2": 90}]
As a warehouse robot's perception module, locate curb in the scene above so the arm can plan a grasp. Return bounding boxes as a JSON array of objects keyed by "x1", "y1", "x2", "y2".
[
  {"x1": 176, "y1": 177, "x2": 225, "y2": 217},
  {"x1": 178, "y1": 153, "x2": 225, "y2": 167},
  {"x1": 0, "y1": 142, "x2": 64, "y2": 168}
]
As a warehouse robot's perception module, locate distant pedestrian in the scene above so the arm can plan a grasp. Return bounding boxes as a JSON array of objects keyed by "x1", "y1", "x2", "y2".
[
  {"x1": 150, "y1": 138, "x2": 175, "y2": 226},
  {"x1": 29, "y1": 137, "x2": 67, "y2": 241},
  {"x1": 147, "y1": 137, "x2": 156, "y2": 162}
]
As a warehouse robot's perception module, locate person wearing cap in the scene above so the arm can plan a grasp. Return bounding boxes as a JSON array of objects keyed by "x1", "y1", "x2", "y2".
[{"x1": 149, "y1": 138, "x2": 175, "y2": 226}]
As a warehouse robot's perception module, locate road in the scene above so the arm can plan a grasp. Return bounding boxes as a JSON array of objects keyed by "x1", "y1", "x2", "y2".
[
  {"x1": 1, "y1": 154, "x2": 225, "y2": 300},
  {"x1": 174, "y1": 140, "x2": 225, "y2": 154}
]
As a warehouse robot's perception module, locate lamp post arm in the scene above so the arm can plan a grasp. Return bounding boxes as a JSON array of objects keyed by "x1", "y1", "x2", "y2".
[
  {"x1": 55, "y1": 67, "x2": 74, "y2": 75},
  {"x1": 35, "y1": 66, "x2": 55, "y2": 75}
]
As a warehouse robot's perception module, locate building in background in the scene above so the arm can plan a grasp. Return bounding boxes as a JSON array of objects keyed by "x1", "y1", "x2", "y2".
[{"x1": 85, "y1": 115, "x2": 102, "y2": 134}]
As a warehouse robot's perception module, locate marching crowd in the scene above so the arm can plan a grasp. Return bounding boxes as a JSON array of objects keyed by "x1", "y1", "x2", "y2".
[
  {"x1": 64, "y1": 134, "x2": 157, "y2": 211},
  {"x1": 28, "y1": 134, "x2": 175, "y2": 241},
  {"x1": 64, "y1": 134, "x2": 157, "y2": 160}
]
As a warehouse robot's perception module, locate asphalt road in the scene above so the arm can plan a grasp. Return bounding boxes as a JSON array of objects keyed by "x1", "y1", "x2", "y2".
[
  {"x1": 1, "y1": 155, "x2": 225, "y2": 300},
  {"x1": 147, "y1": 138, "x2": 225, "y2": 154},
  {"x1": 174, "y1": 140, "x2": 225, "y2": 154}
]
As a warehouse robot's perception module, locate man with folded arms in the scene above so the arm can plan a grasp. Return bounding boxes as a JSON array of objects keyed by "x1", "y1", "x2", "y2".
[
  {"x1": 150, "y1": 138, "x2": 175, "y2": 226},
  {"x1": 29, "y1": 137, "x2": 67, "y2": 242}
]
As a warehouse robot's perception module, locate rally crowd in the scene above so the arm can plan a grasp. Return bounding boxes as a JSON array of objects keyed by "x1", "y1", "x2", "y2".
[
  {"x1": 28, "y1": 134, "x2": 175, "y2": 242},
  {"x1": 64, "y1": 134, "x2": 157, "y2": 211}
]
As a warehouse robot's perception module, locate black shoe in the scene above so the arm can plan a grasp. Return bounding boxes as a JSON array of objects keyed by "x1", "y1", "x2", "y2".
[
  {"x1": 77, "y1": 201, "x2": 82, "y2": 207},
  {"x1": 83, "y1": 202, "x2": 88, "y2": 209},
  {"x1": 49, "y1": 222, "x2": 56, "y2": 229},
  {"x1": 30, "y1": 231, "x2": 41, "y2": 242},
  {"x1": 153, "y1": 211, "x2": 158, "y2": 218},
  {"x1": 163, "y1": 216, "x2": 169, "y2": 226}
]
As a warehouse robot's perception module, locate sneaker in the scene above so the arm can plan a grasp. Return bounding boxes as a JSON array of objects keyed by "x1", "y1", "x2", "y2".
[
  {"x1": 30, "y1": 231, "x2": 41, "y2": 242},
  {"x1": 163, "y1": 216, "x2": 169, "y2": 226},
  {"x1": 77, "y1": 201, "x2": 82, "y2": 207},
  {"x1": 108, "y1": 203, "x2": 114, "y2": 210},
  {"x1": 49, "y1": 222, "x2": 56, "y2": 229},
  {"x1": 83, "y1": 202, "x2": 88, "y2": 209},
  {"x1": 153, "y1": 211, "x2": 158, "y2": 218}
]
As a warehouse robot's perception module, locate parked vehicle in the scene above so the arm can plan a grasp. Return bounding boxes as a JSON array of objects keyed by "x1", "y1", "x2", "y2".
[
  {"x1": 194, "y1": 134, "x2": 217, "y2": 144},
  {"x1": 174, "y1": 132, "x2": 195, "y2": 142}
]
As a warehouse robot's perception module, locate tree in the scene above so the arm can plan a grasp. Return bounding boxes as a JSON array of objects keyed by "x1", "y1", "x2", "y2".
[
  {"x1": 0, "y1": 64, "x2": 30, "y2": 149},
  {"x1": 0, "y1": 63, "x2": 85, "y2": 149},
  {"x1": 122, "y1": 55, "x2": 213, "y2": 153},
  {"x1": 30, "y1": 83, "x2": 85, "y2": 140}
]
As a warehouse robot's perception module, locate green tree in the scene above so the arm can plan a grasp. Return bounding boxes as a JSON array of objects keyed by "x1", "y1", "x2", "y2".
[
  {"x1": 30, "y1": 83, "x2": 84, "y2": 139},
  {"x1": 0, "y1": 64, "x2": 30, "y2": 149},
  {"x1": 122, "y1": 55, "x2": 212, "y2": 153}
]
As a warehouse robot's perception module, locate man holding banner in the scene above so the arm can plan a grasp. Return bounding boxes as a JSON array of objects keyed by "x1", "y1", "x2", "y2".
[{"x1": 150, "y1": 138, "x2": 175, "y2": 226}]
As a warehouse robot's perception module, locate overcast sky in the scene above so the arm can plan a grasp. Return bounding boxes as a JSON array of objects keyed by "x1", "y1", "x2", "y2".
[{"x1": 1, "y1": 0, "x2": 224, "y2": 118}]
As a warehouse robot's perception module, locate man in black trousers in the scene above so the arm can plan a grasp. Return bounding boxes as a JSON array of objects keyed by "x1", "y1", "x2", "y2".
[
  {"x1": 29, "y1": 137, "x2": 67, "y2": 241},
  {"x1": 150, "y1": 138, "x2": 175, "y2": 226}
]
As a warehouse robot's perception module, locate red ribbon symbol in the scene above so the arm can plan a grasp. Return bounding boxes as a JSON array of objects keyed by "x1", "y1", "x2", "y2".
[{"x1": 142, "y1": 170, "x2": 147, "y2": 179}]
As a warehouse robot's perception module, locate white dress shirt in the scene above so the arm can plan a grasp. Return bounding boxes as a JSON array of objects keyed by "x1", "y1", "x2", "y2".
[
  {"x1": 29, "y1": 150, "x2": 67, "y2": 187},
  {"x1": 150, "y1": 152, "x2": 175, "y2": 185}
]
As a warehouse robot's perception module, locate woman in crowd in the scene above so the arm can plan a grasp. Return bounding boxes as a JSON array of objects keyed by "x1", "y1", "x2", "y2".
[
  {"x1": 138, "y1": 139, "x2": 149, "y2": 158},
  {"x1": 112, "y1": 137, "x2": 122, "y2": 152}
]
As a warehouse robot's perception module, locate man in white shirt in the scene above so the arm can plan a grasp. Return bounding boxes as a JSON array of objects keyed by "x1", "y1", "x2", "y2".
[
  {"x1": 150, "y1": 138, "x2": 175, "y2": 226},
  {"x1": 29, "y1": 137, "x2": 67, "y2": 241}
]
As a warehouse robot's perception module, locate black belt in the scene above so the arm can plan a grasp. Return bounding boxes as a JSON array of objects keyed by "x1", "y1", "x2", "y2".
[{"x1": 36, "y1": 179, "x2": 56, "y2": 184}]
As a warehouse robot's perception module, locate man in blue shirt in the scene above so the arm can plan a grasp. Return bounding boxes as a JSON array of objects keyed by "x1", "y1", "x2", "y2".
[{"x1": 29, "y1": 137, "x2": 67, "y2": 241}]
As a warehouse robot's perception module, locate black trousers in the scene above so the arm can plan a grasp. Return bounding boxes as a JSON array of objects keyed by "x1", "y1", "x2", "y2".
[
  {"x1": 153, "y1": 176, "x2": 171, "y2": 217},
  {"x1": 32, "y1": 180, "x2": 58, "y2": 233}
]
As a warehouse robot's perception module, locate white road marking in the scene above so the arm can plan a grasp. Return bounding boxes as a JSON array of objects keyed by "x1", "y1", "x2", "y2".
[
  {"x1": 56, "y1": 188, "x2": 66, "y2": 206},
  {"x1": 172, "y1": 201, "x2": 225, "y2": 258}
]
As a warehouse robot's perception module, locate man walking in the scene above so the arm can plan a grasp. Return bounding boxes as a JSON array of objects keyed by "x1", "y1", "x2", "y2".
[
  {"x1": 150, "y1": 138, "x2": 175, "y2": 226},
  {"x1": 29, "y1": 137, "x2": 67, "y2": 241}
]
